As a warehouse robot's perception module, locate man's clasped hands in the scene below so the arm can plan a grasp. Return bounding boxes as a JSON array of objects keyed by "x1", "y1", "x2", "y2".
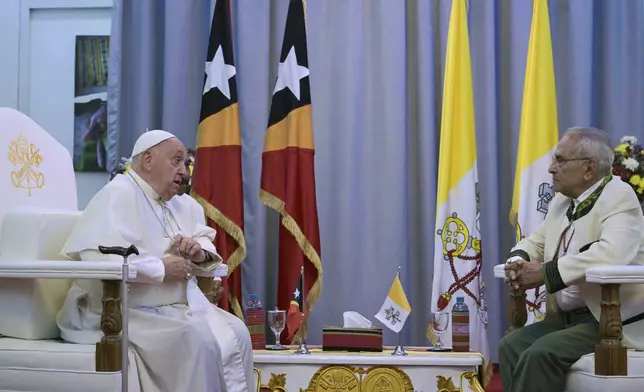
[
  {"x1": 504, "y1": 260, "x2": 545, "y2": 291},
  {"x1": 160, "y1": 234, "x2": 224, "y2": 302}
]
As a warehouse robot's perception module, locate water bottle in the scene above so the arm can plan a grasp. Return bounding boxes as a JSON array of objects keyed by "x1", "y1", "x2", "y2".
[
  {"x1": 245, "y1": 294, "x2": 266, "y2": 350},
  {"x1": 451, "y1": 297, "x2": 470, "y2": 352}
]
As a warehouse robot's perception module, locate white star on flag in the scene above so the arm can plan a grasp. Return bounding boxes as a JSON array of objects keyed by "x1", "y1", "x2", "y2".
[
  {"x1": 293, "y1": 288, "x2": 300, "y2": 299},
  {"x1": 273, "y1": 46, "x2": 309, "y2": 101},
  {"x1": 203, "y1": 45, "x2": 236, "y2": 99}
]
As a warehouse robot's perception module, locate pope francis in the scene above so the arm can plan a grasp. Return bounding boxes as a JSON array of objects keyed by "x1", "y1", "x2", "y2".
[{"x1": 56, "y1": 130, "x2": 254, "y2": 392}]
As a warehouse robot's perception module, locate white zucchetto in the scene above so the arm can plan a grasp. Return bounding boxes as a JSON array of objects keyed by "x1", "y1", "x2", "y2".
[{"x1": 131, "y1": 129, "x2": 176, "y2": 157}]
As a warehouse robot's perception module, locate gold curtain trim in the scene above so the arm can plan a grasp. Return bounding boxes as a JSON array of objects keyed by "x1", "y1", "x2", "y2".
[
  {"x1": 259, "y1": 188, "x2": 323, "y2": 340},
  {"x1": 192, "y1": 192, "x2": 247, "y2": 320}
]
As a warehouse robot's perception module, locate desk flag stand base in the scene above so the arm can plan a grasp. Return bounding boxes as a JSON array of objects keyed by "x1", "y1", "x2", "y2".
[
  {"x1": 392, "y1": 332, "x2": 408, "y2": 356},
  {"x1": 392, "y1": 344, "x2": 408, "y2": 356},
  {"x1": 294, "y1": 316, "x2": 311, "y2": 354},
  {"x1": 294, "y1": 342, "x2": 311, "y2": 354}
]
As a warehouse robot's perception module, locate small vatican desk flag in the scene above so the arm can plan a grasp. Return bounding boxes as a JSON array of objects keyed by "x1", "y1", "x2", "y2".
[{"x1": 375, "y1": 267, "x2": 411, "y2": 334}]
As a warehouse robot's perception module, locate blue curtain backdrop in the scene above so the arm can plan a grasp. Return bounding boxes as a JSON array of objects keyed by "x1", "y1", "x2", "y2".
[{"x1": 107, "y1": 0, "x2": 644, "y2": 361}]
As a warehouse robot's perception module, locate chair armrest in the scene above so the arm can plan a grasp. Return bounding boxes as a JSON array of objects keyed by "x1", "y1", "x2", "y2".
[
  {"x1": 191, "y1": 263, "x2": 228, "y2": 278},
  {"x1": 586, "y1": 265, "x2": 644, "y2": 285},
  {"x1": 494, "y1": 263, "x2": 528, "y2": 331},
  {"x1": 0, "y1": 260, "x2": 137, "y2": 280},
  {"x1": 585, "y1": 266, "x2": 639, "y2": 377},
  {"x1": 195, "y1": 264, "x2": 228, "y2": 304},
  {"x1": 494, "y1": 263, "x2": 506, "y2": 279},
  {"x1": 0, "y1": 259, "x2": 135, "y2": 373}
]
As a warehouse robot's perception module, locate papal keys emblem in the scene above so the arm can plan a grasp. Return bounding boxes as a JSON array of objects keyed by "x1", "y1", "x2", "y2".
[{"x1": 435, "y1": 213, "x2": 484, "y2": 317}]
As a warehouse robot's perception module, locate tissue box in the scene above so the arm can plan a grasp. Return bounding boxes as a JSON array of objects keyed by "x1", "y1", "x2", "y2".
[{"x1": 322, "y1": 327, "x2": 383, "y2": 352}]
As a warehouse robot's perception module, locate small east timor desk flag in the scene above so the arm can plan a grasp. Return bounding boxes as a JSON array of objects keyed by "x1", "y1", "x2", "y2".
[
  {"x1": 286, "y1": 267, "x2": 304, "y2": 342},
  {"x1": 192, "y1": 0, "x2": 246, "y2": 319},
  {"x1": 259, "y1": 0, "x2": 323, "y2": 344}
]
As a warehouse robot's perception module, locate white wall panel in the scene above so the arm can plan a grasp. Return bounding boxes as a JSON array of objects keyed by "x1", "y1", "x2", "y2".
[{"x1": 1, "y1": 0, "x2": 113, "y2": 208}]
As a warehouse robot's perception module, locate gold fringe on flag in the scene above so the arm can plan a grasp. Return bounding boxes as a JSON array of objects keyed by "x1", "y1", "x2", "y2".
[
  {"x1": 192, "y1": 192, "x2": 247, "y2": 320},
  {"x1": 259, "y1": 188, "x2": 323, "y2": 341},
  {"x1": 482, "y1": 360, "x2": 493, "y2": 389}
]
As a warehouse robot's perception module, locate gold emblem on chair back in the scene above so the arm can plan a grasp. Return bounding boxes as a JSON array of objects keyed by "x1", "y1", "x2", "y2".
[{"x1": 8, "y1": 134, "x2": 45, "y2": 196}]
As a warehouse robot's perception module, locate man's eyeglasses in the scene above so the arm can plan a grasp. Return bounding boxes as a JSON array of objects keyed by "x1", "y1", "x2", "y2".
[{"x1": 551, "y1": 156, "x2": 591, "y2": 167}]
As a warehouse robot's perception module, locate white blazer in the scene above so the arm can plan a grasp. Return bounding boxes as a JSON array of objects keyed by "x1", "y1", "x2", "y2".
[{"x1": 510, "y1": 176, "x2": 644, "y2": 350}]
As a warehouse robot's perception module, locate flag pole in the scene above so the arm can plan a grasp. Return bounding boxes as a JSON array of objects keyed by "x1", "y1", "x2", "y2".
[
  {"x1": 294, "y1": 265, "x2": 310, "y2": 354},
  {"x1": 391, "y1": 266, "x2": 408, "y2": 356}
]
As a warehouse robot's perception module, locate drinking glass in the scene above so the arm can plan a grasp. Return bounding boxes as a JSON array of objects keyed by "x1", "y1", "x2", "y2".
[
  {"x1": 430, "y1": 311, "x2": 450, "y2": 351},
  {"x1": 267, "y1": 309, "x2": 287, "y2": 350}
]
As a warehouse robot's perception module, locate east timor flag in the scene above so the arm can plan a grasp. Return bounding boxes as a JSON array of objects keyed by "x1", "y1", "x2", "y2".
[
  {"x1": 259, "y1": 0, "x2": 322, "y2": 344},
  {"x1": 192, "y1": 0, "x2": 246, "y2": 319}
]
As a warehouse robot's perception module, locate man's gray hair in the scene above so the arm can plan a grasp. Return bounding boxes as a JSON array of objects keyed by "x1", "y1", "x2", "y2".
[{"x1": 563, "y1": 127, "x2": 614, "y2": 176}]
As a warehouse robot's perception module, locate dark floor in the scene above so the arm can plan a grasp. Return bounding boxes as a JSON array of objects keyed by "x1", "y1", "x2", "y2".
[
  {"x1": 486, "y1": 369, "x2": 502, "y2": 392},
  {"x1": 485, "y1": 364, "x2": 502, "y2": 392}
]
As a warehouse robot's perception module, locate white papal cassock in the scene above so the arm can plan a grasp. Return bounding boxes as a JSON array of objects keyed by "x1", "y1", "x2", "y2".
[{"x1": 56, "y1": 170, "x2": 254, "y2": 392}]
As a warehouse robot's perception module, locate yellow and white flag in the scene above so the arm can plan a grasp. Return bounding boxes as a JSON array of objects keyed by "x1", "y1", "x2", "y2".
[
  {"x1": 510, "y1": 0, "x2": 559, "y2": 325},
  {"x1": 375, "y1": 273, "x2": 411, "y2": 333},
  {"x1": 431, "y1": 0, "x2": 491, "y2": 382}
]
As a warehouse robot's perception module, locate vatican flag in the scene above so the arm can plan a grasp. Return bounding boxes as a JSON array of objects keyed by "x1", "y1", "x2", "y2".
[
  {"x1": 510, "y1": 0, "x2": 559, "y2": 325},
  {"x1": 375, "y1": 271, "x2": 411, "y2": 333},
  {"x1": 431, "y1": 0, "x2": 491, "y2": 384}
]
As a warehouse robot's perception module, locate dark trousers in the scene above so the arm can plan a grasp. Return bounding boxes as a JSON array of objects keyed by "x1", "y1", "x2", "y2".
[{"x1": 498, "y1": 309, "x2": 598, "y2": 392}]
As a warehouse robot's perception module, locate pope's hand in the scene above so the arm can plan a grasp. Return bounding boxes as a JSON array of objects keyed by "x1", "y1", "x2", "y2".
[
  {"x1": 162, "y1": 254, "x2": 193, "y2": 282},
  {"x1": 174, "y1": 234, "x2": 206, "y2": 262}
]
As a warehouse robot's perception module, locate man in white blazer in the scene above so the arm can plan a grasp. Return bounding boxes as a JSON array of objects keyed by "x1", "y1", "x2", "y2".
[{"x1": 499, "y1": 127, "x2": 644, "y2": 392}]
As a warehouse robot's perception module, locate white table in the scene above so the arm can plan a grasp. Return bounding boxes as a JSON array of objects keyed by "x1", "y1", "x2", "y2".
[{"x1": 253, "y1": 346, "x2": 485, "y2": 391}]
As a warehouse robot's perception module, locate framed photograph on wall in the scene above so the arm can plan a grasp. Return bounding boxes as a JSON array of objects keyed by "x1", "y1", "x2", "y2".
[{"x1": 73, "y1": 35, "x2": 109, "y2": 172}]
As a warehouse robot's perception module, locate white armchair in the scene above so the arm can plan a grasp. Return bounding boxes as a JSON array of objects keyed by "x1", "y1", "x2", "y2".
[
  {"x1": 494, "y1": 263, "x2": 644, "y2": 391},
  {"x1": 0, "y1": 257, "x2": 138, "y2": 391},
  {"x1": 0, "y1": 107, "x2": 140, "y2": 392}
]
